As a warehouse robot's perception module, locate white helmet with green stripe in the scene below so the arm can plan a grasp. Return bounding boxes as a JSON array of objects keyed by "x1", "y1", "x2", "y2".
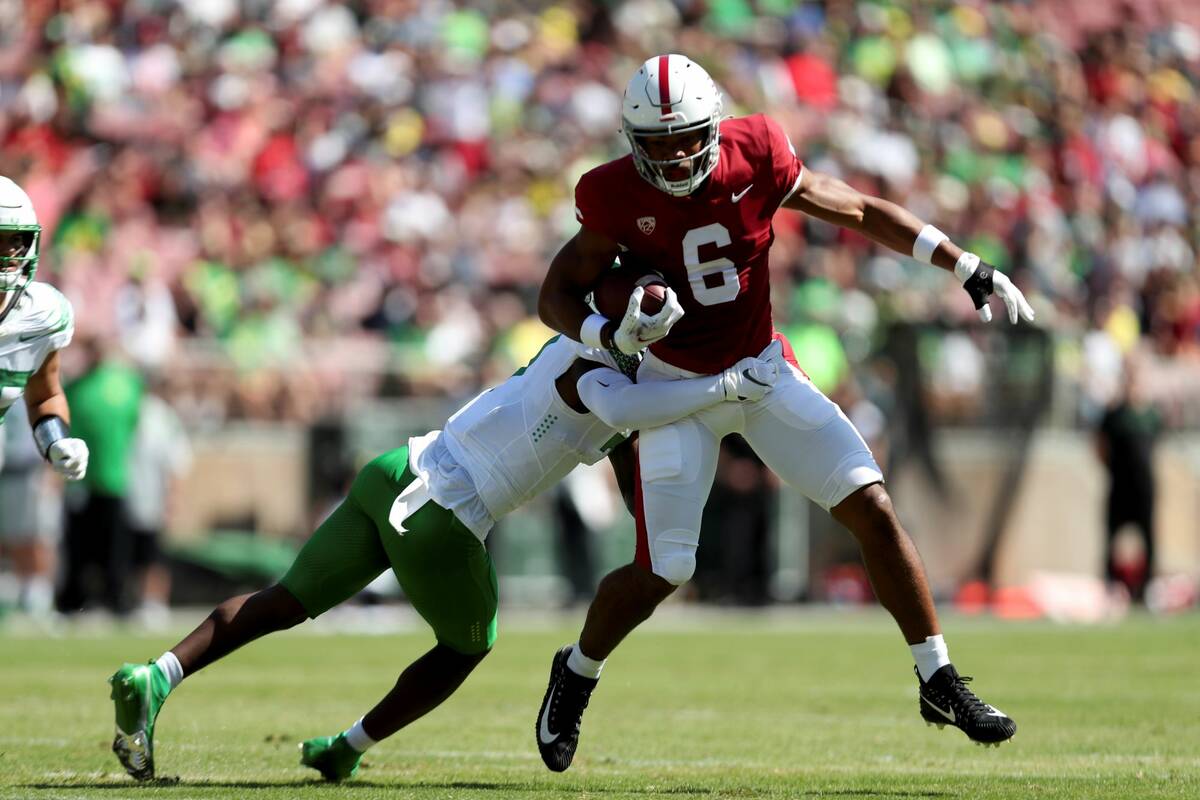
[{"x1": 0, "y1": 176, "x2": 40, "y2": 295}]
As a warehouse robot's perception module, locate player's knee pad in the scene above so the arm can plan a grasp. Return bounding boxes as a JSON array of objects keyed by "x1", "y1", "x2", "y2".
[
  {"x1": 651, "y1": 535, "x2": 698, "y2": 586},
  {"x1": 655, "y1": 553, "x2": 696, "y2": 586}
]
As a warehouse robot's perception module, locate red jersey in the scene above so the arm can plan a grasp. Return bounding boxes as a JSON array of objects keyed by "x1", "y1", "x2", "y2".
[{"x1": 574, "y1": 114, "x2": 803, "y2": 373}]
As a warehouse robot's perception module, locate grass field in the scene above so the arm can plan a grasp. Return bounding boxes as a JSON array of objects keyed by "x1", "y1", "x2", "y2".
[{"x1": 2, "y1": 608, "x2": 1198, "y2": 800}]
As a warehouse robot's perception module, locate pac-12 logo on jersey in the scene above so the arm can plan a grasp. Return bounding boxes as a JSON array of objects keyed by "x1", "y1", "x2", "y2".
[{"x1": 637, "y1": 216, "x2": 656, "y2": 235}]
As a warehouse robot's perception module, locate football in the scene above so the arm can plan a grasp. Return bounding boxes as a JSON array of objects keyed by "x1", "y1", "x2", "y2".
[{"x1": 594, "y1": 269, "x2": 669, "y2": 320}]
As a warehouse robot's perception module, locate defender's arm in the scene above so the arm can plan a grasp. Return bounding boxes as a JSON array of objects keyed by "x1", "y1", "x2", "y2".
[{"x1": 564, "y1": 352, "x2": 778, "y2": 432}]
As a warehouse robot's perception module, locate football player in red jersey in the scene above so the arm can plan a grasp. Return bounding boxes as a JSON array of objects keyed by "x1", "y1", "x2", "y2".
[{"x1": 533, "y1": 55, "x2": 1031, "y2": 771}]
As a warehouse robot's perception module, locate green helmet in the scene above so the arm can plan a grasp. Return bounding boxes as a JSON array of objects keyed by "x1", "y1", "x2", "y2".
[{"x1": 0, "y1": 175, "x2": 41, "y2": 295}]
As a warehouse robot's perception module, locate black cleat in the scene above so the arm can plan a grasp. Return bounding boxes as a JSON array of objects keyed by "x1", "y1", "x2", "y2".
[
  {"x1": 535, "y1": 645, "x2": 598, "y2": 772},
  {"x1": 918, "y1": 664, "x2": 1016, "y2": 746}
]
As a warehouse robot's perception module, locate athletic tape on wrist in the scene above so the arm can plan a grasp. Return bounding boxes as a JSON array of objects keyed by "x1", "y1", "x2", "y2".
[
  {"x1": 954, "y1": 251, "x2": 981, "y2": 284},
  {"x1": 913, "y1": 224, "x2": 948, "y2": 264},
  {"x1": 32, "y1": 415, "x2": 69, "y2": 460},
  {"x1": 580, "y1": 313, "x2": 609, "y2": 349}
]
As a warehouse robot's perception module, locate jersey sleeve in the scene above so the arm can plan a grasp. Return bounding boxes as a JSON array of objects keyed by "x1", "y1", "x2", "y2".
[
  {"x1": 762, "y1": 115, "x2": 804, "y2": 211},
  {"x1": 25, "y1": 283, "x2": 75, "y2": 354},
  {"x1": 574, "y1": 168, "x2": 623, "y2": 244},
  {"x1": 46, "y1": 290, "x2": 74, "y2": 352}
]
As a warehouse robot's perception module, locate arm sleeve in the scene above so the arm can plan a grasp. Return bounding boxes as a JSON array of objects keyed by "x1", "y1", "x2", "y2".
[
  {"x1": 577, "y1": 367, "x2": 725, "y2": 431},
  {"x1": 763, "y1": 114, "x2": 804, "y2": 210}
]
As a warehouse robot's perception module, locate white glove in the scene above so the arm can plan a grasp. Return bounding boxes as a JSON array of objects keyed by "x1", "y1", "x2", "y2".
[
  {"x1": 956, "y1": 253, "x2": 1035, "y2": 324},
  {"x1": 612, "y1": 286, "x2": 686, "y2": 355},
  {"x1": 721, "y1": 354, "x2": 779, "y2": 402},
  {"x1": 48, "y1": 438, "x2": 88, "y2": 481}
]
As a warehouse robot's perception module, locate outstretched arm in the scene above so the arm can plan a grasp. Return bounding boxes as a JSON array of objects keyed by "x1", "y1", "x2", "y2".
[
  {"x1": 784, "y1": 169, "x2": 965, "y2": 271},
  {"x1": 783, "y1": 169, "x2": 1034, "y2": 324},
  {"x1": 579, "y1": 368, "x2": 725, "y2": 430},
  {"x1": 569, "y1": 350, "x2": 778, "y2": 432}
]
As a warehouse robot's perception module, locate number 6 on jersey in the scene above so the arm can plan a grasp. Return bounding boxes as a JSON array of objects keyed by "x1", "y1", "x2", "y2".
[{"x1": 682, "y1": 223, "x2": 740, "y2": 306}]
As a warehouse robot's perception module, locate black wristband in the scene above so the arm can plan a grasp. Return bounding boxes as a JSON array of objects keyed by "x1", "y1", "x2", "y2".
[
  {"x1": 32, "y1": 415, "x2": 69, "y2": 461},
  {"x1": 600, "y1": 322, "x2": 616, "y2": 350}
]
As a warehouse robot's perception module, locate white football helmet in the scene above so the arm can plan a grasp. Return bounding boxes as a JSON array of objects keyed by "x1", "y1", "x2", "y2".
[
  {"x1": 0, "y1": 176, "x2": 40, "y2": 295},
  {"x1": 621, "y1": 54, "x2": 723, "y2": 197}
]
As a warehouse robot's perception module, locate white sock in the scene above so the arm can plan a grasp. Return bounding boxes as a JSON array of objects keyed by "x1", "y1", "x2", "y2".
[
  {"x1": 566, "y1": 643, "x2": 605, "y2": 679},
  {"x1": 155, "y1": 651, "x2": 185, "y2": 690},
  {"x1": 910, "y1": 634, "x2": 951, "y2": 682},
  {"x1": 343, "y1": 717, "x2": 377, "y2": 753},
  {"x1": 17, "y1": 577, "x2": 54, "y2": 615}
]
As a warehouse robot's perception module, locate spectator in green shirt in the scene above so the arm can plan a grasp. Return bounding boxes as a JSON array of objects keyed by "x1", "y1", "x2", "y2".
[{"x1": 57, "y1": 339, "x2": 144, "y2": 615}]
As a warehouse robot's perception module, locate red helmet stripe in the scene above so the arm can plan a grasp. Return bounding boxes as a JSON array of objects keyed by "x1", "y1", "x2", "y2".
[{"x1": 657, "y1": 54, "x2": 672, "y2": 115}]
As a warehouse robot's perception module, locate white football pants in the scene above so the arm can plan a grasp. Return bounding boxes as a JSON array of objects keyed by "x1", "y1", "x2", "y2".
[{"x1": 633, "y1": 335, "x2": 883, "y2": 585}]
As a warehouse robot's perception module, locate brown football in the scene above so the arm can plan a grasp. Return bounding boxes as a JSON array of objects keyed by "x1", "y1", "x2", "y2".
[{"x1": 594, "y1": 269, "x2": 668, "y2": 320}]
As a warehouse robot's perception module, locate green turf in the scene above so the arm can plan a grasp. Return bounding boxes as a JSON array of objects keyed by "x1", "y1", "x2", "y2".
[{"x1": 2, "y1": 610, "x2": 1197, "y2": 799}]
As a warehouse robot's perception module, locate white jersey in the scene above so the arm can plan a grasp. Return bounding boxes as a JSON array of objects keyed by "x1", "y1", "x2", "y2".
[
  {"x1": 0, "y1": 282, "x2": 74, "y2": 424},
  {"x1": 409, "y1": 336, "x2": 630, "y2": 539}
]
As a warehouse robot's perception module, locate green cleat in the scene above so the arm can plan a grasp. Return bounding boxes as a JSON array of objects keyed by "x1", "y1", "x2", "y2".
[
  {"x1": 108, "y1": 662, "x2": 171, "y2": 781},
  {"x1": 300, "y1": 733, "x2": 363, "y2": 782}
]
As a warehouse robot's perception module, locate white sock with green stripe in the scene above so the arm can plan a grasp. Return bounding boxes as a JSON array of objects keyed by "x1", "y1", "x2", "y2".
[
  {"x1": 155, "y1": 652, "x2": 184, "y2": 689},
  {"x1": 343, "y1": 717, "x2": 376, "y2": 753}
]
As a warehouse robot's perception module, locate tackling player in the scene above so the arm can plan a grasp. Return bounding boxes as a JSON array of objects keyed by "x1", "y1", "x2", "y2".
[
  {"x1": 107, "y1": 304, "x2": 777, "y2": 782},
  {"x1": 0, "y1": 176, "x2": 89, "y2": 605},
  {"x1": 534, "y1": 55, "x2": 1031, "y2": 771}
]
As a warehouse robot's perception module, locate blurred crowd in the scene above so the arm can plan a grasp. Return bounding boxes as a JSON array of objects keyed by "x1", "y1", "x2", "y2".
[{"x1": 2, "y1": 0, "x2": 1200, "y2": 427}]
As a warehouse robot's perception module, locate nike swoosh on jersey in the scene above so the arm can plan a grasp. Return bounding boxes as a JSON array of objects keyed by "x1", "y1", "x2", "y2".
[
  {"x1": 731, "y1": 184, "x2": 754, "y2": 202},
  {"x1": 538, "y1": 682, "x2": 560, "y2": 744},
  {"x1": 17, "y1": 329, "x2": 58, "y2": 343},
  {"x1": 17, "y1": 312, "x2": 70, "y2": 343}
]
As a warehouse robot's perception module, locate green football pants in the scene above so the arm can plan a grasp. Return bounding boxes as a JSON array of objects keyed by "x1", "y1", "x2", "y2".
[{"x1": 280, "y1": 446, "x2": 498, "y2": 654}]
